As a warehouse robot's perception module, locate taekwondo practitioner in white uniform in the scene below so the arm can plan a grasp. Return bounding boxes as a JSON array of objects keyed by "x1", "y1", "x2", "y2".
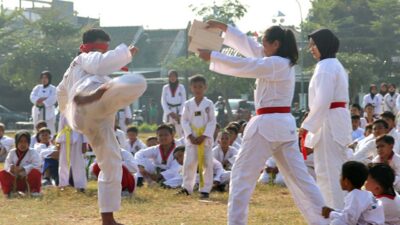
[
  {"x1": 300, "y1": 28, "x2": 352, "y2": 210},
  {"x1": 179, "y1": 75, "x2": 216, "y2": 199},
  {"x1": 57, "y1": 115, "x2": 88, "y2": 190},
  {"x1": 30, "y1": 71, "x2": 57, "y2": 134},
  {"x1": 56, "y1": 28, "x2": 146, "y2": 225},
  {"x1": 161, "y1": 70, "x2": 187, "y2": 138},
  {"x1": 383, "y1": 84, "x2": 399, "y2": 115},
  {"x1": 363, "y1": 84, "x2": 383, "y2": 116},
  {"x1": 198, "y1": 20, "x2": 327, "y2": 225}
]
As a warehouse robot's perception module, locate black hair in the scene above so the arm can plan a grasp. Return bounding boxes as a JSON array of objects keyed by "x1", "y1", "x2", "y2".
[
  {"x1": 15, "y1": 130, "x2": 31, "y2": 146},
  {"x1": 388, "y1": 83, "x2": 396, "y2": 89},
  {"x1": 370, "y1": 84, "x2": 377, "y2": 91},
  {"x1": 365, "y1": 123, "x2": 373, "y2": 131},
  {"x1": 126, "y1": 126, "x2": 139, "y2": 134},
  {"x1": 189, "y1": 74, "x2": 207, "y2": 85},
  {"x1": 264, "y1": 26, "x2": 299, "y2": 66},
  {"x1": 351, "y1": 115, "x2": 361, "y2": 120},
  {"x1": 38, "y1": 127, "x2": 51, "y2": 135},
  {"x1": 368, "y1": 163, "x2": 396, "y2": 196},
  {"x1": 373, "y1": 119, "x2": 389, "y2": 129},
  {"x1": 376, "y1": 134, "x2": 395, "y2": 145},
  {"x1": 308, "y1": 28, "x2": 339, "y2": 60},
  {"x1": 165, "y1": 123, "x2": 176, "y2": 133},
  {"x1": 228, "y1": 121, "x2": 241, "y2": 131},
  {"x1": 342, "y1": 161, "x2": 368, "y2": 189},
  {"x1": 35, "y1": 120, "x2": 47, "y2": 129},
  {"x1": 264, "y1": 26, "x2": 298, "y2": 66},
  {"x1": 365, "y1": 103, "x2": 375, "y2": 109},
  {"x1": 156, "y1": 124, "x2": 173, "y2": 135},
  {"x1": 351, "y1": 103, "x2": 362, "y2": 111},
  {"x1": 225, "y1": 125, "x2": 239, "y2": 135},
  {"x1": 82, "y1": 28, "x2": 111, "y2": 44},
  {"x1": 146, "y1": 136, "x2": 157, "y2": 142},
  {"x1": 173, "y1": 146, "x2": 185, "y2": 155},
  {"x1": 381, "y1": 111, "x2": 396, "y2": 121}
]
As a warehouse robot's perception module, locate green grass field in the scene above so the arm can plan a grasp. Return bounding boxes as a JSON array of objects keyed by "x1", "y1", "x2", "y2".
[{"x1": 0, "y1": 132, "x2": 307, "y2": 225}]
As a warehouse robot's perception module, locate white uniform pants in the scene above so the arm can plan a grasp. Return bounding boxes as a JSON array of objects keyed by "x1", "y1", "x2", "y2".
[
  {"x1": 314, "y1": 125, "x2": 348, "y2": 209},
  {"x1": 182, "y1": 143, "x2": 214, "y2": 194},
  {"x1": 70, "y1": 74, "x2": 146, "y2": 213},
  {"x1": 58, "y1": 141, "x2": 87, "y2": 189},
  {"x1": 228, "y1": 132, "x2": 328, "y2": 225}
]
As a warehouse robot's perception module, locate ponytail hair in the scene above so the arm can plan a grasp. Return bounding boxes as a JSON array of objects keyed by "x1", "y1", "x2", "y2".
[{"x1": 264, "y1": 26, "x2": 298, "y2": 66}]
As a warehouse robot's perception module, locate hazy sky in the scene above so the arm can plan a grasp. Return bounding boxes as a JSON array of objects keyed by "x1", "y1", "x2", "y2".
[{"x1": 4, "y1": 0, "x2": 312, "y2": 32}]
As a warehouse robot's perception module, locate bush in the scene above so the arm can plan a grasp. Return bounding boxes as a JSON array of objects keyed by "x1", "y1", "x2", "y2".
[{"x1": 138, "y1": 123, "x2": 158, "y2": 133}]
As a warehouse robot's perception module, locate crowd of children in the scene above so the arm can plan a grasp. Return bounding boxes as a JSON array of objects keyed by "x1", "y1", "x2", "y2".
[
  {"x1": 1, "y1": 25, "x2": 400, "y2": 225},
  {"x1": 4, "y1": 78, "x2": 400, "y2": 224}
]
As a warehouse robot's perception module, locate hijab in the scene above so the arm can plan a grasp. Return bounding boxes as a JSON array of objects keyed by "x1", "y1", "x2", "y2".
[
  {"x1": 308, "y1": 28, "x2": 339, "y2": 60},
  {"x1": 40, "y1": 71, "x2": 52, "y2": 88}
]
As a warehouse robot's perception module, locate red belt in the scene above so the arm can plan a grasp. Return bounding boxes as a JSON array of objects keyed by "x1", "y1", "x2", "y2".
[
  {"x1": 330, "y1": 102, "x2": 346, "y2": 109},
  {"x1": 256, "y1": 107, "x2": 291, "y2": 115}
]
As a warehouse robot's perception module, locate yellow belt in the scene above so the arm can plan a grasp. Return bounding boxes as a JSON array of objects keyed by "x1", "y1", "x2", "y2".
[
  {"x1": 56, "y1": 125, "x2": 72, "y2": 168},
  {"x1": 191, "y1": 125, "x2": 206, "y2": 188}
]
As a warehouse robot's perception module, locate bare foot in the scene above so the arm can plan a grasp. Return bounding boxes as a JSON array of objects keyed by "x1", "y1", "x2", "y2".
[
  {"x1": 74, "y1": 83, "x2": 110, "y2": 105},
  {"x1": 101, "y1": 212, "x2": 123, "y2": 225}
]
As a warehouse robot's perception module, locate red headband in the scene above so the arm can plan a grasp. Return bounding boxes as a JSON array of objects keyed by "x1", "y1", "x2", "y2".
[{"x1": 79, "y1": 43, "x2": 109, "y2": 53}]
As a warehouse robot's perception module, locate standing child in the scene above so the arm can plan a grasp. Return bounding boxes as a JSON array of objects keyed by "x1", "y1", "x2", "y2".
[
  {"x1": 123, "y1": 126, "x2": 146, "y2": 156},
  {"x1": 365, "y1": 163, "x2": 400, "y2": 225},
  {"x1": 0, "y1": 131, "x2": 42, "y2": 197},
  {"x1": 178, "y1": 75, "x2": 216, "y2": 199},
  {"x1": 322, "y1": 161, "x2": 384, "y2": 224},
  {"x1": 57, "y1": 115, "x2": 88, "y2": 191},
  {"x1": 56, "y1": 28, "x2": 146, "y2": 225},
  {"x1": 372, "y1": 135, "x2": 400, "y2": 191}
]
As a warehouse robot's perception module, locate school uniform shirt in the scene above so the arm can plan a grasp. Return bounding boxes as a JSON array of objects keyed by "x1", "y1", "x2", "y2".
[
  {"x1": 30, "y1": 84, "x2": 57, "y2": 121},
  {"x1": 0, "y1": 135, "x2": 14, "y2": 153},
  {"x1": 4, "y1": 149, "x2": 41, "y2": 175},
  {"x1": 121, "y1": 148, "x2": 138, "y2": 174},
  {"x1": 376, "y1": 194, "x2": 400, "y2": 225},
  {"x1": 352, "y1": 137, "x2": 377, "y2": 164},
  {"x1": 123, "y1": 138, "x2": 147, "y2": 156},
  {"x1": 181, "y1": 97, "x2": 217, "y2": 143},
  {"x1": 363, "y1": 93, "x2": 383, "y2": 115},
  {"x1": 372, "y1": 153, "x2": 400, "y2": 191},
  {"x1": 134, "y1": 145, "x2": 177, "y2": 171},
  {"x1": 384, "y1": 93, "x2": 399, "y2": 114},
  {"x1": 352, "y1": 127, "x2": 365, "y2": 141},
  {"x1": 212, "y1": 145, "x2": 238, "y2": 166},
  {"x1": 161, "y1": 83, "x2": 187, "y2": 123},
  {"x1": 329, "y1": 189, "x2": 384, "y2": 225}
]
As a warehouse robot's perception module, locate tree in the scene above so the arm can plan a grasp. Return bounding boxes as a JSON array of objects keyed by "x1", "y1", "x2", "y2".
[
  {"x1": 302, "y1": 0, "x2": 400, "y2": 100},
  {"x1": 168, "y1": 0, "x2": 252, "y2": 120}
]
